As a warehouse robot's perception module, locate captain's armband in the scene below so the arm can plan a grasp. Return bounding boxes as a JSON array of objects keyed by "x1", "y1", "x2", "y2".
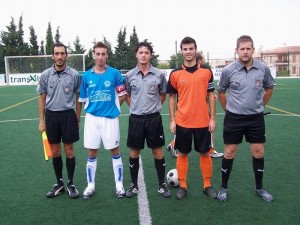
[{"x1": 116, "y1": 84, "x2": 126, "y2": 96}]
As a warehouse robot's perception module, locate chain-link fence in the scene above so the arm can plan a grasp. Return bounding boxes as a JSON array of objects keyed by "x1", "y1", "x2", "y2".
[
  {"x1": 3, "y1": 54, "x2": 85, "y2": 85},
  {"x1": 5, "y1": 54, "x2": 85, "y2": 75}
]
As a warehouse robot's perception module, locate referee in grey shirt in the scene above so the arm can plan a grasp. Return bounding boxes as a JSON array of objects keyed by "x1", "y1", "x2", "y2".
[
  {"x1": 124, "y1": 42, "x2": 171, "y2": 198},
  {"x1": 37, "y1": 43, "x2": 81, "y2": 199},
  {"x1": 216, "y1": 35, "x2": 276, "y2": 202}
]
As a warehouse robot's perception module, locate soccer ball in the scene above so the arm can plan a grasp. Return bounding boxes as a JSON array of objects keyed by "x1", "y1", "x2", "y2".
[{"x1": 166, "y1": 169, "x2": 179, "y2": 187}]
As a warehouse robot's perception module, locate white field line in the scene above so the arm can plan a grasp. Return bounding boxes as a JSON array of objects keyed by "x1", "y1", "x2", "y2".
[{"x1": 137, "y1": 156, "x2": 152, "y2": 225}]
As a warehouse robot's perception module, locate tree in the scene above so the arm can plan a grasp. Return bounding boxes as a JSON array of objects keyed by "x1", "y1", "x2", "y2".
[
  {"x1": 169, "y1": 52, "x2": 183, "y2": 69},
  {"x1": 17, "y1": 14, "x2": 30, "y2": 55},
  {"x1": 156, "y1": 62, "x2": 170, "y2": 69},
  {"x1": 40, "y1": 40, "x2": 45, "y2": 55},
  {"x1": 70, "y1": 36, "x2": 86, "y2": 54},
  {"x1": 0, "y1": 15, "x2": 30, "y2": 73},
  {"x1": 29, "y1": 26, "x2": 39, "y2": 55},
  {"x1": 0, "y1": 43, "x2": 5, "y2": 73},
  {"x1": 0, "y1": 17, "x2": 19, "y2": 56},
  {"x1": 54, "y1": 26, "x2": 61, "y2": 43},
  {"x1": 114, "y1": 27, "x2": 129, "y2": 70},
  {"x1": 17, "y1": 14, "x2": 24, "y2": 45},
  {"x1": 127, "y1": 26, "x2": 139, "y2": 69},
  {"x1": 45, "y1": 22, "x2": 54, "y2": 54}
]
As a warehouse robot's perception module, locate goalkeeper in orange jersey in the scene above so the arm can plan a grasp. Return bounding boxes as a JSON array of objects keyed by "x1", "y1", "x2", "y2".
[
  {"x1": 167, "y1": 37, "x2": 217, "y2": 200},
  {"x1": 167, "y1": 51, "x2": 223, "y2": 159}
]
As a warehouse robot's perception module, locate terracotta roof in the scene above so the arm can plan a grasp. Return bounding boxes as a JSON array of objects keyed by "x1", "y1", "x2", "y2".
[{"x1": 264, "y1": 46, "x2": 300, "y2": 54}]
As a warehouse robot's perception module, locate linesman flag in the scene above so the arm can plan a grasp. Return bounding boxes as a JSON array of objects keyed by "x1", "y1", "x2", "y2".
[{"x1": 42, "y1": 131, "x2": 52, "y2": 161}]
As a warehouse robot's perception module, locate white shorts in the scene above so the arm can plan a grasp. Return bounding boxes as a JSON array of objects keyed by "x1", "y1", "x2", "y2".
[{"x1": 84, "y1": 113, "x2": 120, "y2": 150}]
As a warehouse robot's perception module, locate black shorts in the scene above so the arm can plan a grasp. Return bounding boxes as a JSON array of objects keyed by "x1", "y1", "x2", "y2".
[
  {"x1": 45, "y1": 109, "x2": 79, "y2": 144},
  {"x1": 127, "y1": 112, "x2": 165, "y2": 150},
  {"x1": 175, "y1": 125, "x2": 211, "y2": 154},
  {"x1": 223, "y1": 111, "x2": 266, "y2": 144}
]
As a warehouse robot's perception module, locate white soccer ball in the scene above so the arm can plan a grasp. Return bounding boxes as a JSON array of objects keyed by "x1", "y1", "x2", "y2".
[{"x1": 166, "y1": 169, "x2": 179, "y2": 187}]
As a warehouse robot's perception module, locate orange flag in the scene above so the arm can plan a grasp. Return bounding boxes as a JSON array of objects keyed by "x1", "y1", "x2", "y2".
[{"x1": 42, "y1": 131, "x2": 52, "y2": 161}]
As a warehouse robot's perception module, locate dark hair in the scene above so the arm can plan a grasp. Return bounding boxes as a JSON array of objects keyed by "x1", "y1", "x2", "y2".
[
  {"x1": 93, "y1": 42, "x2": 109, "y2": 53},
  {"x1": 52, "y1": 43, "x2": 67, "y2": 55},
  {"x1": 180, "y1": 36, "x2": 197, "y2": 50},
  {"x1": 236, "y1": 35, "x2": 254, "y2": 48},
  {"x1": 135, "y1": 42, "x2": 153, "y2": 54}
]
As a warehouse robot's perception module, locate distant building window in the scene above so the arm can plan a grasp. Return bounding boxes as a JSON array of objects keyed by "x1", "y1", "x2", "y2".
[{"x1": 292, "y1": 66, "x2": 296, "y2": 74}]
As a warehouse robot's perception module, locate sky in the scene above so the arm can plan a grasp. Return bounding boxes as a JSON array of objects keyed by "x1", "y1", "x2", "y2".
[{"x1": 1, "y1": 0, "x2": 299, "y2": 60}]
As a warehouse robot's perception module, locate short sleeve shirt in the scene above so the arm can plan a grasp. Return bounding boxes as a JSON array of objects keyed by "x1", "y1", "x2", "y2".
[
  {"x1": 217, "y1": 59, "x2": 276, "y2": 115},
  {"x1": 79, "y1": 66, "x2": 125, "y2": 118},
  {"x1": 125, "y1": 65, "x2": 167, "y2": 115},
  {"x1": 36, "y1": 65, "x2": 81, "y2": 111},
  {"x1": 166, "y1": 64, "x2": 214, "y2": 128}
]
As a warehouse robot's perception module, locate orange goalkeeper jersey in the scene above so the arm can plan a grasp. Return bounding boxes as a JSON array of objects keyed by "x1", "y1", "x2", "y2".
[{"x1": 167, "y1": 64, "x2": 214, "y2": 128}]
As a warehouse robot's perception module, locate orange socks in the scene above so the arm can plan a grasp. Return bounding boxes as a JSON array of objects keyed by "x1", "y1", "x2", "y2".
[
  {"x1": 176, "y1": 154, "x2": 188, "y2": 189},
  {"x1": 200, "y1": 154, "x2": 213, "y2": 188}
]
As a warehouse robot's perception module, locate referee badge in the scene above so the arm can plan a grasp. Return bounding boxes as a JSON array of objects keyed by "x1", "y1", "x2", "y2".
[
  {"x1": 151, "y1": 84, "x2": 156, "y2": 91},
  {"x1": 255, "y1": 80, "x2": 261, "y2": 88},
  {"x1": 64, "y1": 85, "x2": 71, "y2": 94}
]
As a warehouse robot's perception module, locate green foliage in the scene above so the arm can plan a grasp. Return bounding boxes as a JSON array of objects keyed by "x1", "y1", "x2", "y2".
[
  {"x1": 1, "y1": 17, "x2": 20, "y2": 56},
  {"x1": 156, "y1": 63, "x2": 170, "y2": 69},
  {"x1": 0, "y1": 44, "x2": 4, "y2": 73},
  {"x1": 70, "y1": 36, "x2": 86, "y2": 54},
  {"x1": 29, "y1": 26, "x2": 39, "y2": 55},
  {"x1": 17, "y1": 15, "x2": 30, "y2": 55},
  {"x1": 40, "y1": 40, "x2": 45, "y2": 55},
  {"x1": 17, "y1": 15, "x2": 24, "y2": 45},
  {"x1": 169, "y1": 53, "x2": 183, "y2": 68},
  {"x1": 0, "y1": 16, "x2": 164, "y2": 72},
  {"x1": 45, "y1": 22, "x2": 54, "y2": 54},
  {"x1": 127, "y1": 26, "x2": 139, "y2": 69},
  {"x1": 54, "y1": 26, "x2": 61, "y2": 43},
  {"x1": 0, "y1": 16, "x2": 30, "y2": 58},
  {"x1": 114, "y1": 27, "x2": 129, "y2": 70}
]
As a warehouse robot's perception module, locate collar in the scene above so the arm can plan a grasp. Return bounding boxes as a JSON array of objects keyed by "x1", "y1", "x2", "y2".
[
  {"x1": 236, "y1": 59, "x2": 259, "y2": 71},
  {"x1": 92, "y1": 65, "x2": 109, "y2": 73},
  {"x1": 182, "y1": 63, "x2": 199, "y2": 73},
  {"x1": 50, "y1": 64, "x2": 69, "y2": 75},
  {"x1": 135, "y1": 64, "x2": 155, "y2": 76}
]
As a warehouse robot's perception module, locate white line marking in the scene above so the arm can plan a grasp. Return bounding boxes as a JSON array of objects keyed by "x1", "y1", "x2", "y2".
[{"x1": 137, "y1": 156, "x2": 152, "y2": 225}]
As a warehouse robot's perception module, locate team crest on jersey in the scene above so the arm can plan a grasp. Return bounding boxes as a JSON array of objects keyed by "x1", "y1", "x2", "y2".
[
  {"x1": 104, "y1": 81, "x2": 111, "y2": 87},
  {"x1": 64, "y1": 85, "x2": 70, "y2": 94},
  {"x1": 255, "y1": 80, "x2": 261, "y2": 88},
  {"x1": 89, "y1": 80, "x2": 96, "y2": 88},
  {"x1": 151, "y1": 84, "x2": 156, "y2": 91}
]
